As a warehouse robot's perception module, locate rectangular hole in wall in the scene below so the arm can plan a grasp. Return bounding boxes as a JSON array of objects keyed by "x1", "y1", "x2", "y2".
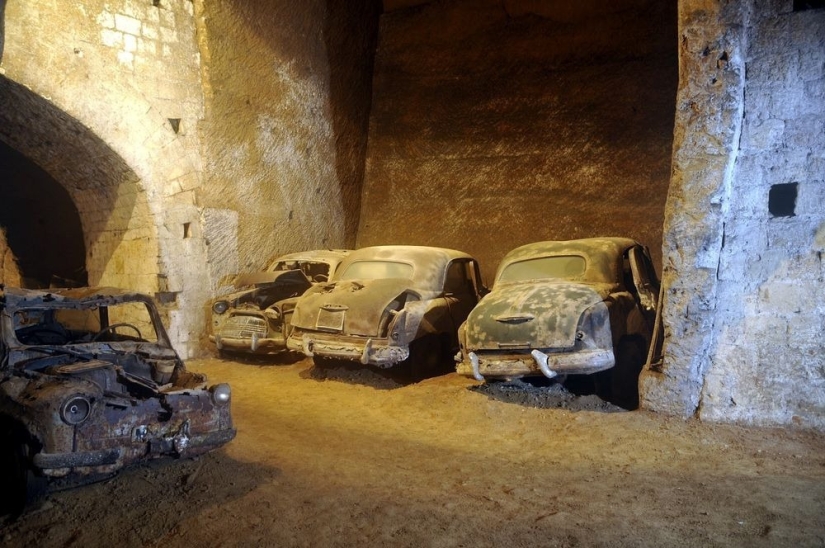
[
  {"x1": 769, "y1": 183, "x2": 798, "y2": 218},
  {"x1": 183, "y1": 222, "x2": 191, "y2": 238},
  {"x1": 793, "y1": 0, "x2": 825, "y2": 10}
]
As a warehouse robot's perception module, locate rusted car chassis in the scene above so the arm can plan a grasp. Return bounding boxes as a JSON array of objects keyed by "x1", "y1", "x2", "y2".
[{"x1": 0, "y1": 287, "x2": 235, "y2": 515}]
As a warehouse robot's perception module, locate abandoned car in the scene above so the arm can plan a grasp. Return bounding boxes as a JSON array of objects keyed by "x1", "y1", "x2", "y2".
[
  {"x1": 0, "y1": 287, "x2": 235, "y2": 515},
  {"x1": 455, "y1": 238, "x2": 659, "y2": 409},
  {"x1": 209, "y1": 249, "x2": 351, "y2": 355},
  {"x1": 286, "y1": 245, "x2": 485, "y2": 378}
]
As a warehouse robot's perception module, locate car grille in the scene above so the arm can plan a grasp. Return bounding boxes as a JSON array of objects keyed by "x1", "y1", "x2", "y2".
[{"x1": 220, "y1": 315, "x2": 268, "y2": 338}]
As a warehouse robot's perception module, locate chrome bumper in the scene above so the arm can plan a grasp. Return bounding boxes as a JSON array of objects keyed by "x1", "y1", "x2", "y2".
[
  {"x1": 458, "y1": 348, "x2": 615, "y2": 381},
  {"x1": 298, "y1": 334, "x2": 409, "y2": 367}
]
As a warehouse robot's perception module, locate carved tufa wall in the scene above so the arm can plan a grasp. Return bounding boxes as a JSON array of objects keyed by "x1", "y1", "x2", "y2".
[
  {"x1": 0, "y1": 0, "x2": 378, "y2": 357},
  {"x1": 642, "y1": 0, "x2": 825, "y2": 429},
  {"x1": 359, "y1": 0, "x2": 678, "y2": 283}
]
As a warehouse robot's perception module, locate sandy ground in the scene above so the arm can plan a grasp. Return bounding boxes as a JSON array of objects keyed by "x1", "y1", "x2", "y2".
[{"x1": 2, "y1": 355, "x2": 824, "y2": 547}]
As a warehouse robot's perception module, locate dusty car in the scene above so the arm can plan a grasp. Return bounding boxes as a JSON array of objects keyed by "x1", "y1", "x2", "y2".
[
  {"x1": 455, "y1": 238, "x2": 659, "y2": 409},
  {"x1": 209, "y1": 249, "x2": 351, "y2": 355},
  {"x1": 286, "y1": 245, "x2": 485, "y2": 378},
  {"x1": 0, "y1": 287, "x2": 235, "y2": 515}
]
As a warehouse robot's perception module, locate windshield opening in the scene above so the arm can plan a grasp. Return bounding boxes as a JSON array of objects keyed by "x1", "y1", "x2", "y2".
[
  {"x1": 13, "y1": 301, "x2": 160, "y2": 346},
  {"x1": 338, "y1": 260, "x2": 414, "y2": 281},
  {"x1": 270, "y1": 260, "x2": 332, "y2": 281},
  {"x1": 498, "y1": 255, "x2": 586, "y2": 283}
]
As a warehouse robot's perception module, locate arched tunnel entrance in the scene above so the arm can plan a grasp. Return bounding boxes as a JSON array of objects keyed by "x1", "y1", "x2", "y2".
[
  {"x1": 0, "y1": 140, "x2": 87, "y2": 287},
  {"x1": 0, "y1": 75, "x2": 160, "y2": 294}
]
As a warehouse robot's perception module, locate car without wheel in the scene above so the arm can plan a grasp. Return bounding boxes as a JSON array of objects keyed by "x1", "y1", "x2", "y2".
[
  {"x1": 455, "y1": 238, "x2": 659, "y2": 409},
  {"x1": 0, "y1": 286, "x2": 235, "y2": 516},
  {"x1": 286, "y1": 245, "x2": 486, "y2": 379},
  {"x1": 209, "y1": 249, "x2": 351, "y2": 355}
]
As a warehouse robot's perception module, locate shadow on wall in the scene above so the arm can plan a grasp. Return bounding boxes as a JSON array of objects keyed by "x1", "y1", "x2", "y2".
[
  {"x1": 322, "y1": 0, "x2": 380, "y2": 245},
  {"x1": 0, "y1": 75, "x2": 153, "y2": 290},
  {"x1": 0, "y1": 140, "x2": 87, "y2": 287},
  {"x1": 0, "y1": 0, "x2": 5, "y2": 61}
]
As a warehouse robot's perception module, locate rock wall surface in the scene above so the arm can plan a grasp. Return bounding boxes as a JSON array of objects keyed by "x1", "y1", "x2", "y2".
[
  {"x1": 0, "y1": 228, "x2": 21, "y2": 287},
  {"x1": 196, "y1": 0, "x2": 379, "y2": 297},
  {"x1": 359, "y1": 0, "x2": 677, "y2": 283},
  {"x1": 642, "y1": 0, "x2": 825, "y2": 429},
  {"x1": 0, "y1": 0, "x2": 207, "y2": 355},
  {"x1": 0, "y1": 0, "x2": 379, "y2": 356}
]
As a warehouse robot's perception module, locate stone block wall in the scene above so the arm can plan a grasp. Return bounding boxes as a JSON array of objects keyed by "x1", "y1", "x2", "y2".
[
  {"x1": 0, "y1": 0, "x2": 379, "y2": 357},
  {"x1": 0, "y1": 0, "x2": 207, "y2": 355},
  {"x1": 642, "y1": 0, "x2": 825, "y2": 428}
]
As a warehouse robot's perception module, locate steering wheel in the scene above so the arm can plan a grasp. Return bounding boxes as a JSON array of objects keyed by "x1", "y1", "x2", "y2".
[
  {"x1": 92, "y1": 322, "x2": 143, "y2": 341},
  {"x1": 312, "y1": 274, "x2": 329, "y2": 283}
]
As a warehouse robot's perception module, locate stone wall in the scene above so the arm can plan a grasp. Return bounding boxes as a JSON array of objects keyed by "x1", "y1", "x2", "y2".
[
  {"x1": 0, "y1": 0, "x2": 206, "y2": 355},
  {"x1": 642, "y1": 0, "x2": 825, "y2": 429},
  {"x1": 0, "y1": 228, "x2": 21, "y2": 288},
  {"x1": 0, "y1": 0, "x2": 378, "y2": 357},
  {"x1": 196, "y1": 0, "x2": 379, "y2": 297},
  {"x1": 359, "y1": 0, "x2": 677, "y2": 283}
]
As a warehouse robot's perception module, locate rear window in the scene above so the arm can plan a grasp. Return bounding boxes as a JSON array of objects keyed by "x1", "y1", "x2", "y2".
[
  {"x1": 338, "y1": 260, "x2": 413, "y2": 281},
  {"x1": 498, "y1": 255, "x2": 586, "y2": 283}
]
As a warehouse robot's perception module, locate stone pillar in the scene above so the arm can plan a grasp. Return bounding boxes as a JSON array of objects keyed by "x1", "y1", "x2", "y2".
[{"x1": 640, "y1": 0, "x2": 748, "y2": 416}]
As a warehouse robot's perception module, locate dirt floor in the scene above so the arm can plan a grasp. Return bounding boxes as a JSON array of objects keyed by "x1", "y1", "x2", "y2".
[{"x1": 2, "y1": 355, "x2": 824, "y2": 547}]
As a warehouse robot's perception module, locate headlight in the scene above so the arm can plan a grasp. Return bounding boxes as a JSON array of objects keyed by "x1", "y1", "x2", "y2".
[
  {"x1": 212, "y1": 301, "x2": 229, "y2": 314},
  {"x1": 211, "y1": 383, "x2": 232, "y2": 405},
  {"x1": 61, "y1": 396, "x2": 92, "y2": 425}
]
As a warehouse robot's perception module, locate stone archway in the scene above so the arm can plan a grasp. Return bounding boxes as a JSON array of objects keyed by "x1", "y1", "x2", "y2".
[{"x1": 0, "y1": 75, "x2": 161, "y2": 294}]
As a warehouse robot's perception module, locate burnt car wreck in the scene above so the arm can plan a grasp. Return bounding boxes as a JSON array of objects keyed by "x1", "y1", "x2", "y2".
[
  {"x1": 287, "y1": 245, "x2": 485, "y2": 379},
  {"x1": 456, "y1": 238, "x2": 659, "y2": 409},
  {"x1": 0, "y1": 287, "x2": 235, "y2": 515},
  {"x1": 209, "y1": 249, "x2": 350, "y2": 355}
]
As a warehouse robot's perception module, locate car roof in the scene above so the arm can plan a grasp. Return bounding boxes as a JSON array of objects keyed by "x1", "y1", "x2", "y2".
[
  {"x1": 496, "y1": 238, "x2": 640, "y2": 283},
  {"x1": 266, "y1": 249, "x2": 352, "y2": 269},
  {"x1": 1, "y1": 286, "x2": 153, "y2": 308},
  {"x1": 268, "y1": 249, "x2": 352, "y2": 266},
  {"x1": 334, "y1": 245, "x2": 474, "y2": 288}
]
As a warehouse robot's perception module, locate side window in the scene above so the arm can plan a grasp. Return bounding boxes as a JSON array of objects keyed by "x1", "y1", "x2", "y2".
[{"x1": 444, "y1": 260, "x2": 474, "y2": 297}]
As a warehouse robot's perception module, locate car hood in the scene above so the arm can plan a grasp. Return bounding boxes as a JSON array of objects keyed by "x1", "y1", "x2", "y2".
[
  {"x1": 222, "y1": 269, "x2": 312, "y2": 310},
  {"x1": 291, "y1": 278, "x2": 425, "y2": 337},
  {"x1": 464, "y1": 281, "x2": 610, "y2": 350}
]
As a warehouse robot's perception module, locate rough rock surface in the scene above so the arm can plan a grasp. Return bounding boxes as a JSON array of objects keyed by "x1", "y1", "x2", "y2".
[
  {"x1": 0, "y1": 228, "x2": 21, "y2": 287},
  {"x1": 358, "y1": 0, "x2": 677, "y2": 283},
  {"x1": 643, "y1": 0, "x2": 825, "y2": 429}
]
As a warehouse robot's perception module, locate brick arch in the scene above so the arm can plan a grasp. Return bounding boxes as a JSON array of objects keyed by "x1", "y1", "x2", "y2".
[{"x1": 0, "y1": 75, "x2": 161, "y2": 293}]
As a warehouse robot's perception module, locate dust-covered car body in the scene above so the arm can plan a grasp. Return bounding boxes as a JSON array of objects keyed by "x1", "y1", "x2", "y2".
[
  {"x1": 209, "y1": 249, "x2": 351, "y2": 354},
  {"x1": 286, "y1": 246, "x2": 485, "y2": 368},
  {"x1": 456, "y1": 238, "x2": 659, "y2": 384},
  {"x1": 0, "y1": 287, "x2": 235, "y2": 512}
]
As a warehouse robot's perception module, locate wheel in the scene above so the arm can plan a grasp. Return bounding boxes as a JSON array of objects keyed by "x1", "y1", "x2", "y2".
[
  {"x1": 0, "y1": 425, "x2": 46, "y2": 517},
  {"x1": 407, "y1": 335, "x2": 448, "y2": 381},
  {"x1": 610, "y1": 337, "x2": 646, "y2": 410},
  {"x1": 92, "y1": 322, "x2": 142, "y2": 341}
]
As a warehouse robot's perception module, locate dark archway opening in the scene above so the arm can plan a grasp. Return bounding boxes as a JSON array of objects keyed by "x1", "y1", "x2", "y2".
[{"x1": 0, "y1": 140, "x2": 87, "y2": 287}]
